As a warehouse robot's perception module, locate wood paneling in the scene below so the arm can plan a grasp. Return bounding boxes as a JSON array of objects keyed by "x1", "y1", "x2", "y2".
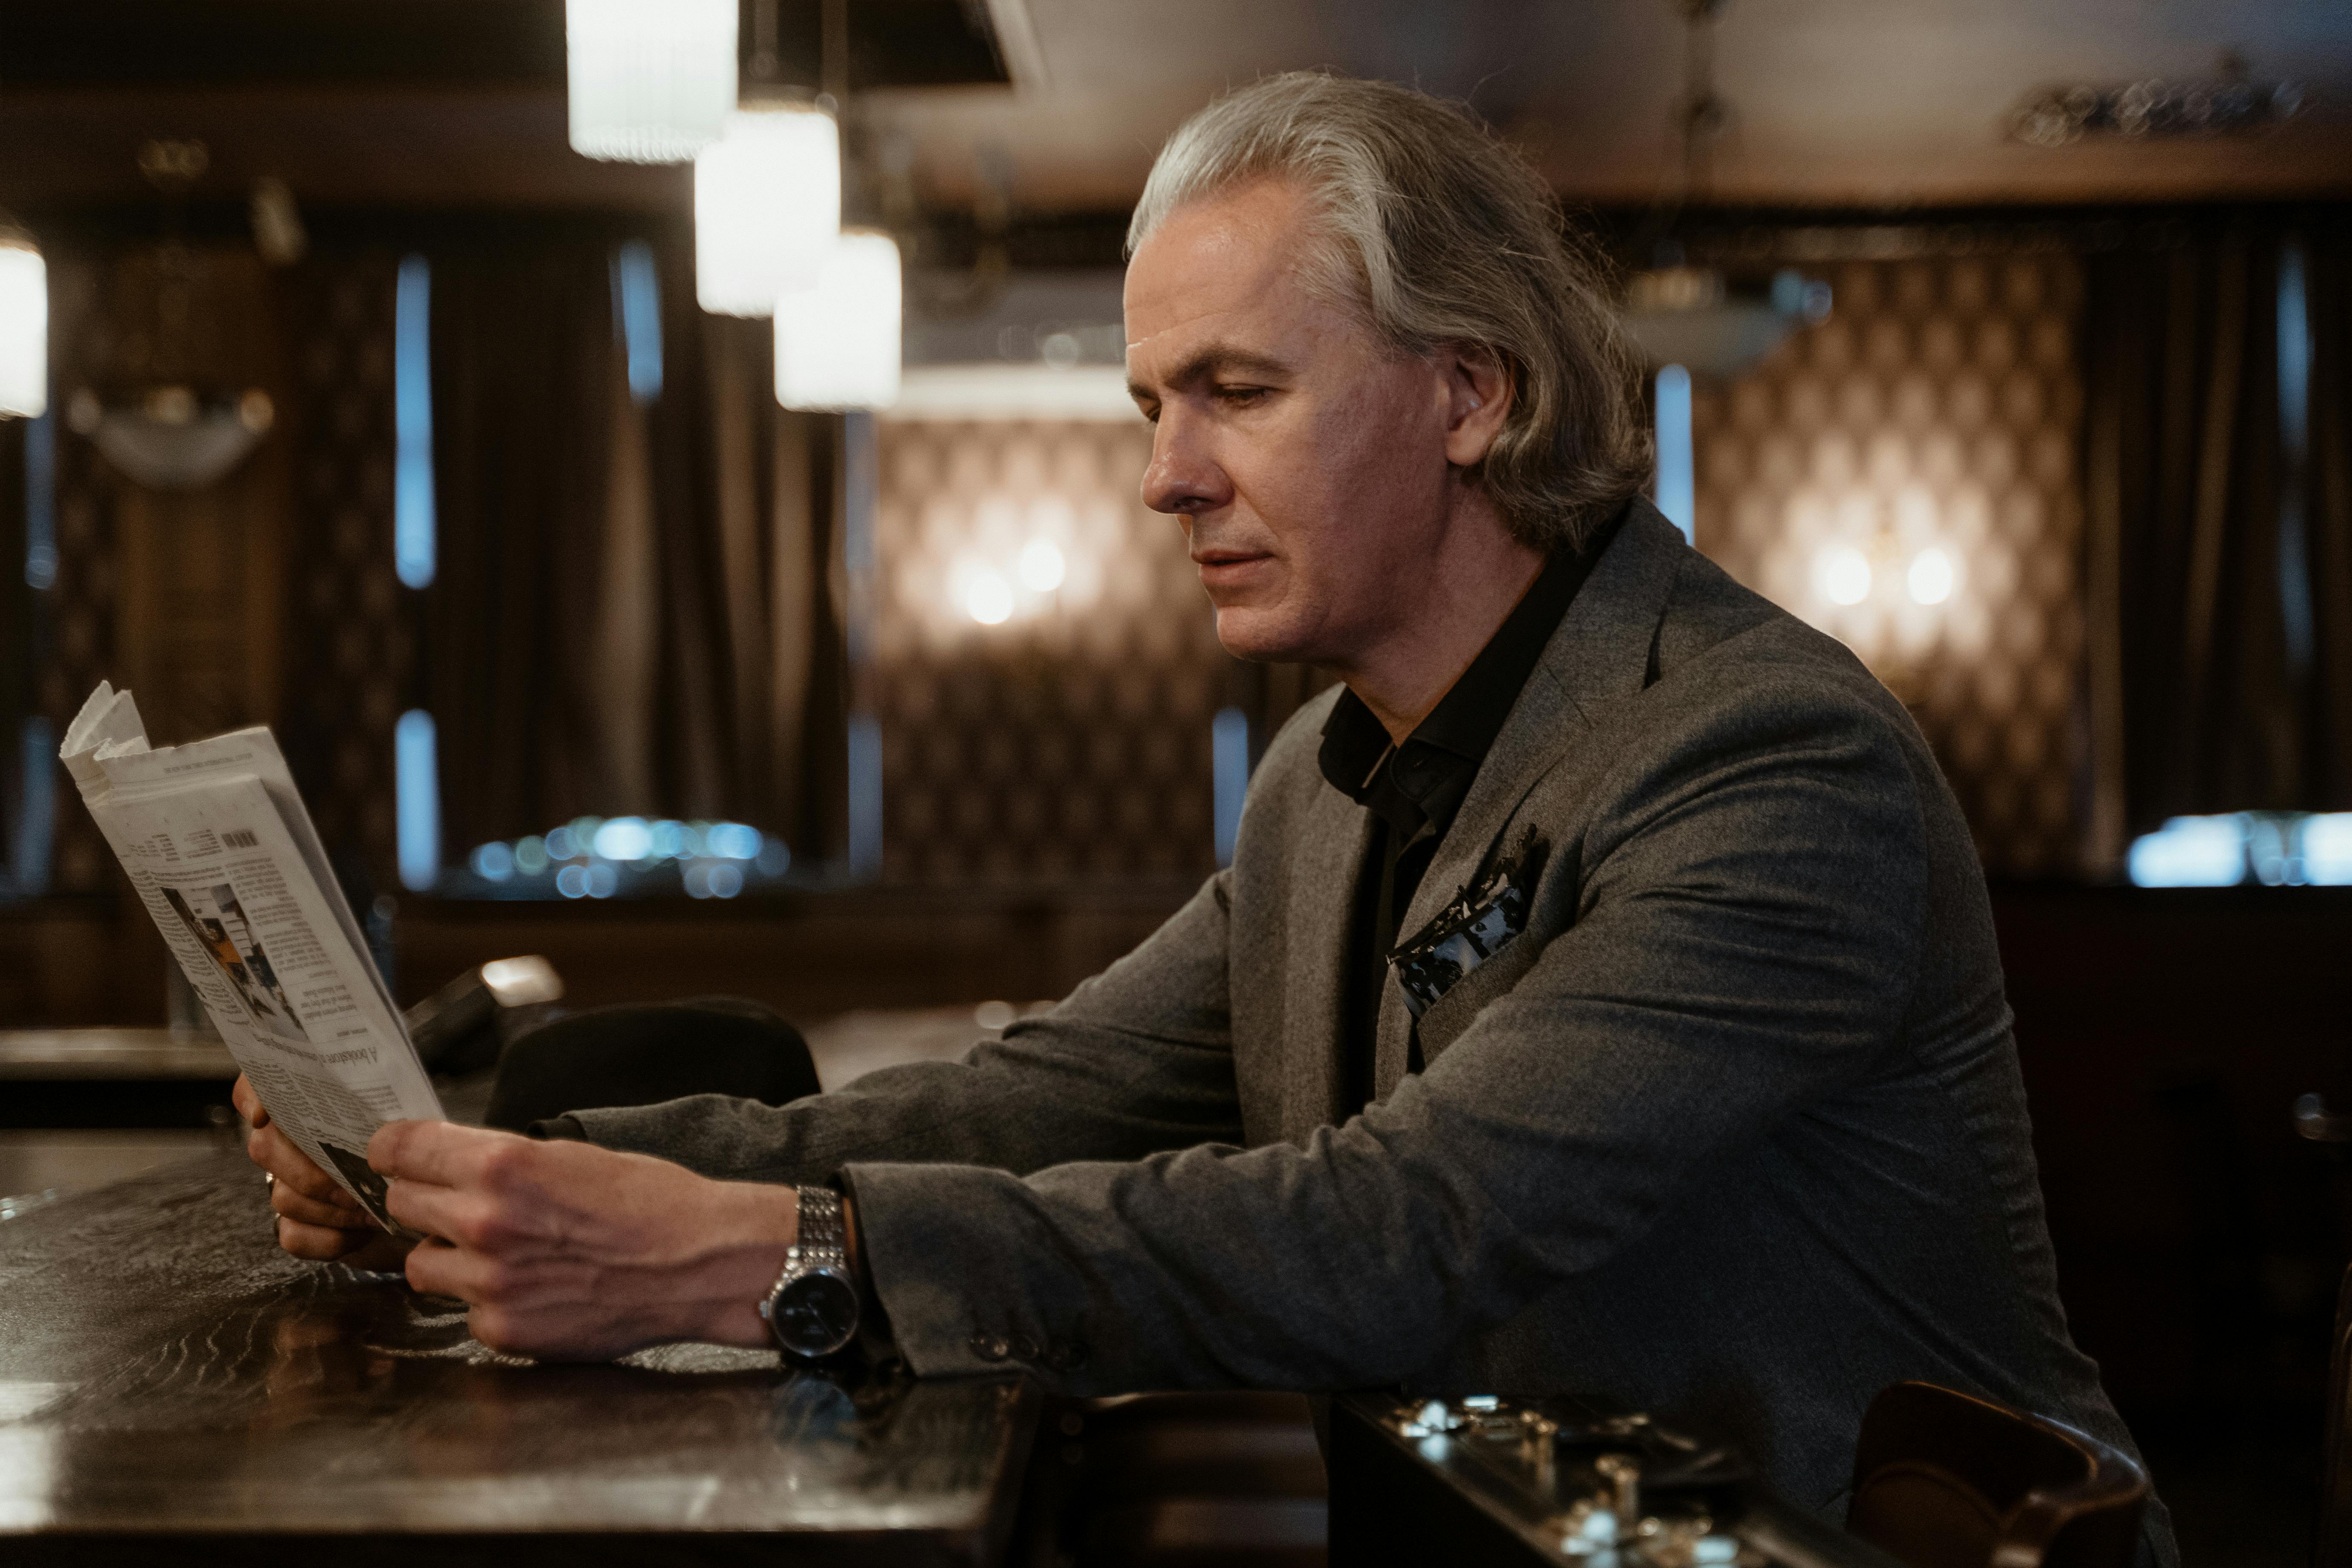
[{"x1": 391, "y1": 883, "x2": 1200, "y2": 1019}]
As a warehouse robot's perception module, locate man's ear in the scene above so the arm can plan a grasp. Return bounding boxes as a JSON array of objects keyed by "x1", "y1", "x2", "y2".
[{"x1": 1440, "y1": 344, "x2": 1513, "y2": 469}]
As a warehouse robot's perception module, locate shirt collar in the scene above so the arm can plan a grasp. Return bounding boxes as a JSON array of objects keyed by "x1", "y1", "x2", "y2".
[{"x1": 1317, "y1": 506, "x2": 1625, "y2": 837}]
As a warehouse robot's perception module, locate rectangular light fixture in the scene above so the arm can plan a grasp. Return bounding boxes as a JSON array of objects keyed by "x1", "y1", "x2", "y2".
[
  {"x1": 0, "y1": 230, "x2": 47, "y2": 420},
  {"x1": 775, "y1": 231, "x2": 902, "y2": 412},
  {"x1": 566, "y1": 0, "x2": 736, "y2": 164},
  {"x1": 696, "y1": 105, "x2": 841, "y2": 317}
]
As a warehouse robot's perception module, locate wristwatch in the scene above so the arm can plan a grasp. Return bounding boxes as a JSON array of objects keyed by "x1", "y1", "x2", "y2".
[{"x1": 758, "y1": 1186, "x2": 862, "y2": 1360}]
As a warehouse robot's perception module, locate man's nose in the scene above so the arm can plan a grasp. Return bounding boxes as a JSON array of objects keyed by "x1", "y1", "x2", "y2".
[{"x1": 1140, "y1": 411, "x2": 1230, "y2": 516}]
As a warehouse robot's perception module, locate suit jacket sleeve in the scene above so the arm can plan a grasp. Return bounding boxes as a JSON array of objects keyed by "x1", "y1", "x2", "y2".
[
  {"x1": 845, "y1": 671, "x2": 1931, "y2": 1390},
  {"x1": 562, "y1": 872, "x2": 1247, "y2": 1183}
]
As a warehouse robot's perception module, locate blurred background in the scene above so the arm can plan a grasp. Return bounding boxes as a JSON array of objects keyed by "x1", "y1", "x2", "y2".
[{"x1": 0, "y1": 1, "x2": 2348, "y2": 1559}]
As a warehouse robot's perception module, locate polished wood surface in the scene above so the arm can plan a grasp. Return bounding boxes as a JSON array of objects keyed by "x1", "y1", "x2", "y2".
[
  {"x1": 0, "y1": 1029, "x2": 242, "y2": 1132},
  {"x1": 0, "y1": 1152, "x2": 1038, "y2": 1565},
  {"x1": 0, "y1": 1028, "x2": 235, "y2": 1080}
]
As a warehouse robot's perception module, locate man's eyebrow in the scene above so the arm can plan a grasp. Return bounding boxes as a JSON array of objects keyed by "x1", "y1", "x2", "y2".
[{"x1": 1126, "y1": 344, "x2": 1295, "y2": 402}]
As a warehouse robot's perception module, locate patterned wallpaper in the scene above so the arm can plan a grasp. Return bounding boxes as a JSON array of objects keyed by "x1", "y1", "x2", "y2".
[
  {"x1": 874, "y1": 251, "x2": 2091, "y2": 889},
  {"x1": 25, "y1": 242, "x2": 2095, "y2": 899},
  {"x1": 33, "y1": 248, "x2": 408, "y2": 898},
  {"x1": 873, "y1": 253, "x2": 2091, "y2": 887},
  {"x1": 1690, "y1": 253, "x2": 2089, "y2": 878},
  {"x1": 869, "y1": 418, "x2": 1229, "y2": 885}
]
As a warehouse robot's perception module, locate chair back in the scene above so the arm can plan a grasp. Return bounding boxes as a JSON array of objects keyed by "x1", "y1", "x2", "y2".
[
  {"x1": 1848, "y1": 1382, "x2": 2147, "y2": 1568},
  {"x1": 483, "y1": 995, "x2": 822, "y2": 1132},
  {"x1": 2319, "y1": 1263, "x2": 2352, "y2": 1568},
  {"x1": 2297, "y1": 1099, "x2": 2352, "y2": 1568}
]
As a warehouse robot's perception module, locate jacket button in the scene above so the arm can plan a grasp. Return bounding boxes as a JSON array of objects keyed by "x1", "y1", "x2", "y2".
[
  {"x1": 1009, "y1": 1335, "x2": 1040, "y2": 1363},
  {"x1": 969, "y1": 1333, "x2": 1009, "y2": 1362}
]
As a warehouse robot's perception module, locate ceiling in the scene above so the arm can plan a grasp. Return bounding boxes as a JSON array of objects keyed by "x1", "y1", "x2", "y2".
[
  {"x1": 2, "y1": 0, "x2": 2346, "y2": 221},
  {"x1": 885, "y1": 0, "x2": 2352, "y2": 208}
]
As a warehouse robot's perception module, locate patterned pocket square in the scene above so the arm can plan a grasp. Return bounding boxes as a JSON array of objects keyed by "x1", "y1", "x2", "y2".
[{"x1": 1386, "y1": 848, "x2": 1538, "y2": 1018}]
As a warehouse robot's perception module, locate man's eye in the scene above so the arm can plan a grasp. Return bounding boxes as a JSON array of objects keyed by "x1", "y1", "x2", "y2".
[{"x1": 1216, "y1": 385, "x2": 1269, "y2": 406}]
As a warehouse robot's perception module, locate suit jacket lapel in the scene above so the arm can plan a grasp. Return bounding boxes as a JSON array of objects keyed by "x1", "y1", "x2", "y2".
[
  {"x1": 1374, "y1": 501, "x2": 1692, "y2": 1095},
  {"x1": 1282, "y1": 784, "x2": 1376, "y2": 1140}
]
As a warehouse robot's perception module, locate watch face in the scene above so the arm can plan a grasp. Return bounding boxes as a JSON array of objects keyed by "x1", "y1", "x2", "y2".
[{"x1": 771, "y1": 1271, "x2": 861, "y2": 1357}]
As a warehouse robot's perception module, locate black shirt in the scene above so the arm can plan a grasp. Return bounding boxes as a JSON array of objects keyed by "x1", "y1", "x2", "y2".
[{"x1": 1317, "y1": 519, "x2": 1618, "y2": 1109}]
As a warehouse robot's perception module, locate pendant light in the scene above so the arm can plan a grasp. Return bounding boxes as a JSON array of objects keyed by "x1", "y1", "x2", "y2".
[
  {"x1": 768, "y1": 0, "x2": 900, "y2": 410},
  {"x1": 694, "y1": 103, "x2": 841, "y2": 316},
  {"x1": 774, "y1": 231, "x2": 901, "y2": 411},
  {"x1": 565, "y1": 0, "x2": 737, "y2": 164},
  {"x1": 0, "y1": 217, "x2": 46, "y2": 420},
  {"x1": 65, "y1": 143, "x2": 275, "y2": 490},
  {"x1": 1616, "y1": 0, "x2": 1830, "y2": 379}
]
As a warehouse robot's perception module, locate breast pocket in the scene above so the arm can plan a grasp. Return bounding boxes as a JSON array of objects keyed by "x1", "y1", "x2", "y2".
[
  {"x1": 1390, "y1": 884, "x2": 1528, "y2": 1018},
  {"x1": 1392, "y1": 833, "x2": 1574, "y2": 1064},
  {"x1": 1412, "y1": 921, "x2": 1553, "y2": 1063}
]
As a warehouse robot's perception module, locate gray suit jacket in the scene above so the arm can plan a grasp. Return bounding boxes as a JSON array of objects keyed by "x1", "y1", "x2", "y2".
[{"x1": 574, "y1": 502, "x2": 2171, "y2": 1548}]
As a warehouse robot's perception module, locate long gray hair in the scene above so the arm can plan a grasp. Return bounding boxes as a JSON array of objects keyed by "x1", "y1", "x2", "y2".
[{"x1": 1128, "y1": 72, "x2": 1649, "y2": 552}]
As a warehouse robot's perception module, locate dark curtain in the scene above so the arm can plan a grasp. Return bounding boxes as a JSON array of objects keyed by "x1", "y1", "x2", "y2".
[
  {"x1": 2084, "y1": 218, "x2": 2352, "y2": 852},
  {"x1": 2308, "y1": 220, "x2": 2352, "y2": 816},
  {"x1": 641, "y1": 242, "x2": 843, "y2": 852},
  {"x1": 426, "y1": 232, "x2": 834, "y2": 860},
  {"x1": 426, "y1": 238, "x2": 617, "y2": 853}
]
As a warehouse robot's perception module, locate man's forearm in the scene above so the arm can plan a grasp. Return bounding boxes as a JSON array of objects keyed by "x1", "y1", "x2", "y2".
[{"x1": 566, "y1": 875, "x2": 1248, "y2": 1184}]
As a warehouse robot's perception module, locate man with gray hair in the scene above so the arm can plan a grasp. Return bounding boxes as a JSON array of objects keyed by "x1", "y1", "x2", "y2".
[{"x1": 242, "y1": 71, "x2": 2170, "y2": 1553}]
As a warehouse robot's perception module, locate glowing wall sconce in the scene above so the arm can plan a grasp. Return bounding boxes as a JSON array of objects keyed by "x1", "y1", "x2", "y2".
[
  {"x1": 1017, "y1": 538, "x2": 1065, "y2": 593},
  {"x1": 775, "y1": 231, "x2": 902, "y2": 411},
  {"x1": 957, "y1": 538, "x2": 1068, "y2": 626},
  {"x1": 694, "y1": 104, "x2": 841, "y2": 316},
  {"x1": 965, "y1": 570, "x2": 1015, "y2": 625},
  {"x1": 1906, "y1": 547, "x2": 1955, "y2": 605},
  {"x1": 1815, "y1": 541, "x2": 1960, "y2": 608},
  {"x1": 949, "y1": 536, "x2": 1076, "y2": 629},
  {"x1": 565, "y1": 0, "x2": 737, "y2": 164},
  {"x1": 0, "y1": 220, "x2": 47, "y2": 420},
  {"x1": 1818, "y1": 545, "x2": 1873, "y2": 606}
]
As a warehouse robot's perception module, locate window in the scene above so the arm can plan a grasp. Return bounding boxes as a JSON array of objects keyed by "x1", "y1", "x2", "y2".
[
  {"x1": 2122, "y1": 242, "x2": 2330, "y2": 889},
  {"x1": 1, "y1": 405, "x2": 55, "y2": 900},
  {"x1": 1652, "y1": 363, "x2": 1694, "y2": 544},
  {"x1": 2129, "y1": 813, "x2": 2352, "y2": 888},
  {"x1": 393, "y1": 254, "x2": 435, "y2": 590}
]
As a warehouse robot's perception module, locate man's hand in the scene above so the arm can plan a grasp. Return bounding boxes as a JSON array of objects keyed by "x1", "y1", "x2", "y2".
[
  {"x1": 367, "y1": 1119, "x2": 800, "y2": 1361},
  {"x1": 233, "y1": 1073, "x2": 402, "y2": 1266}
]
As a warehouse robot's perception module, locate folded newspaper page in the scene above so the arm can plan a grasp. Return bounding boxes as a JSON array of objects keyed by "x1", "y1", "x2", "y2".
[{"x1": 60, "y1": 681, "x2": 442, "y2": 1231}]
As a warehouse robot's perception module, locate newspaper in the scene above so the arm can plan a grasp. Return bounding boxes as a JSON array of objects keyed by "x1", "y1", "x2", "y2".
[{"x1": 60, "y1": 681, "x2": 442, "y2": 1231}]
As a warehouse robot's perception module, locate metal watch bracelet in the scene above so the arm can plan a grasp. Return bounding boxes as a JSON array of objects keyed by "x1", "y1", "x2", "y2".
[
  {"x1": 789, "y1": 1186, "x2": 847, "y2": 1273},
  {"x1": 757, "y1": 1186, "x2": 859, "y2": 1358}
]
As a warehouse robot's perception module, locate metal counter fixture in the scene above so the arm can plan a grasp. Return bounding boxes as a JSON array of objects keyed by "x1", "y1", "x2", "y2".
[{"x1": 1331, "y1": 1391, "x2": 1907, "y2": 1568}]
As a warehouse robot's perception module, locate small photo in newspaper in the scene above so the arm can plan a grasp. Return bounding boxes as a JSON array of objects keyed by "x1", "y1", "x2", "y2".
[
  {"x1": 318, "y1": 1142, "x2": 399, "y2": 1231},
  {"x1": 160, "y1": 881, "x2": 311, "y2": 1044}
]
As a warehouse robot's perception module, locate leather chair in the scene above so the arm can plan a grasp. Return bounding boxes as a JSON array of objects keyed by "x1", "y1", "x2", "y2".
[
  {"x1": 1847, "y1": 1382, "x2": 2148, "y2": 1568},
  {"x1": 2294, "y1": 1092, "x2": 2352, "y2": 1567},
  {"x1": 483, "y1": 995, "x2": 824, "y2": 1132},
  {"x1": 2316, "y1": 1262, "x2": 2352, "y2": 1568}
]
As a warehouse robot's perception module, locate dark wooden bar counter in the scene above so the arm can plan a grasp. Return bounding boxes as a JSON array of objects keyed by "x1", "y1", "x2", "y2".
[{"x1": 0, "y1": 1151, "x2": 1038, "y2": 1566}]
